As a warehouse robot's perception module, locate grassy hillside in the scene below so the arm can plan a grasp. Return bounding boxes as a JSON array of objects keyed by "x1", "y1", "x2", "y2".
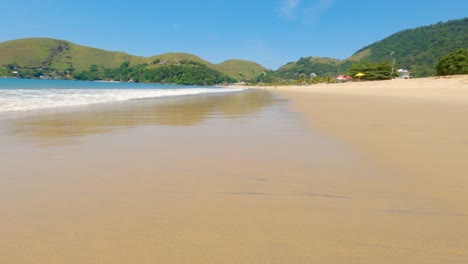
[
  {"x1": 216, "y1": 59, "x2": 266, "y2": 80},
  {"x1": 70, "y1": 44, "x2": 145, "y2": 70},
  {"x1": 0, "y1": 38, "x2": 265, "y2": 81},
  {"x1": 0, "y1": 38, "x2": 145, "y2": 72},
  {"x1": 0, "y1": 38, "x2": 63, "y2": 69},
  {"x1": 148, "y1": 52, "x2": 214, "y2": 67}
]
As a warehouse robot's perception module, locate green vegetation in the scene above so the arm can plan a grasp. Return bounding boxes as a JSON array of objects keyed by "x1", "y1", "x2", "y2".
[
  {"x1": 436, "y1": 48, "x2": 468, "y2": 76},
  {"x1": 348, "y1": 62, "x2": 396, "y2": 81},
  {"x1": 251, "y1": 18, "x2": 467, "y2": 83},
  {"x1": 0, "y1": 67, "x2": 9, "y2": 77},
  {"x1": 73, "y1": 60, "x2": 235, "y2": 85},
  {"x1": 250, "y1": 70, "x2": 335, "y2": 86},
  {"x1": 248, "y1": 57, "x2": 349, "y2": 85},
  {"x1": 350, "y1": 18, "x2": 467, "y2": 77},
  {"x1": 276, "y1": 57, "x2": 354, "y2": 79},
  {"x1": 145, "y1": 54, "x2": 266, "y2": 80},
  {"x1": 250, "y1": 60, "x2": 395, "y2": 84},
  {"x1": 216, "y1": 59, "x2": 266, "y2": 80},
  {"x1": 0, "y1": 18, "x2": 466, "y2": 84},
  {"x1": 0, "y1": 38, "x2": 264, "y2": 82},
  {"x1": 0, "y1": 38, "x2": 145, "y2": 72},
  {"x1": 279, "y1": 57, "x2": 340, "y2": 76},
  {"x1": 149, "y1": 53, "x2": 214, "y2": 67}
]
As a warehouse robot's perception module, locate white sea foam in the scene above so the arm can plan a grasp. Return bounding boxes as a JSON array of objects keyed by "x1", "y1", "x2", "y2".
[{"x1": 0, "y1": 88, "x2": 245, "y2": 112}]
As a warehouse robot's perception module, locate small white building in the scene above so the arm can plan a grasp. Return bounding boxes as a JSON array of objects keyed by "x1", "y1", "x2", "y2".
[{"x1": 397, "y1": 69, "x2": 411, "y2": 79}]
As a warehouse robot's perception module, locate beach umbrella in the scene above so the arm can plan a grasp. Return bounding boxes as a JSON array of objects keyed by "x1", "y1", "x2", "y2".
[{"x1": 355, "y1": 72, "x2": 365, "y2": 81}]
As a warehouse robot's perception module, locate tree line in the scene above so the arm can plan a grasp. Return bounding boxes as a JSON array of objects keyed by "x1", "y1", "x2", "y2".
[
  {"x1": 2, "y1": 49, "x2": 465, "y2": 85},
  {"x1": 248, "y1": 48, "x2": 466, "y2": 85},
  {"x1": 72, "y1": 60, "x2": 235, "y2": 85}
]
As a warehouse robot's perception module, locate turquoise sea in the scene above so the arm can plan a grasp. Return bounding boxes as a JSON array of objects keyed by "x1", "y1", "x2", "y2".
[{"x1": 0, "y1": 78, "x2": 244, "y2": 112}]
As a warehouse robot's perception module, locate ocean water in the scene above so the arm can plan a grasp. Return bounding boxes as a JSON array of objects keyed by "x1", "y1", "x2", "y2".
[{"x1": 0, "y1": 78, "x2": 245, "y2": 112}]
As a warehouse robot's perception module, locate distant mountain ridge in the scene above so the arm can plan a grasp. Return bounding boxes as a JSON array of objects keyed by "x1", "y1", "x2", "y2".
[
  {"x1": 1, "y1": 18, "x2": 466, "y2": 82},
  {"x1": 0, "y1": 38, "x2": 266, "y2": 81},
  {"x1": 350, "y1": 17, "x2": 468, "y2": 76},
  {"x1": 274, "y1": 18, "x2": 467, "y2": 79}
]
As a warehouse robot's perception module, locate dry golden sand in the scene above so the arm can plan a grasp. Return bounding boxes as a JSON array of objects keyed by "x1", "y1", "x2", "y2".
[
  {"x1": 266, "y1": 76, "x2": 468, "y2": 200},
  {"x1": 264, "y1": 75, "x2": 468, "y2": 262},
  {"x1": 0, "y1": 78, "x2": 467, "y2": 263}
]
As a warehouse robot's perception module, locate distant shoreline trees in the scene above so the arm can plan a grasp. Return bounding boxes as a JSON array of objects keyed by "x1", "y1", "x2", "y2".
[
  {"x1": 348, "y1": 62, "x2": 396, "y2": 81},
  {"x1": 436, "y1": 49, "x2": 468, "y2": 76},
  {"x1": 72, "y1": 60, "x2": 235, "y2": 85}
]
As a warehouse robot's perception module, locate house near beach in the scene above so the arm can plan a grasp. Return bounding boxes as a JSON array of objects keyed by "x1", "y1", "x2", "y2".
[{"x1": 397, "y1": 69, "x2": 411, "y2": 79}]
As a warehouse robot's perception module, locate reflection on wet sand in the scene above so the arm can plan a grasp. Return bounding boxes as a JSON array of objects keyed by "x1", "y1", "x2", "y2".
[
  {"x1": 11, "y1": 90, "x2": 274, "y2": 144},
  {"x1": 6, "y1": 85, "x2": 461, "y2": 264}
]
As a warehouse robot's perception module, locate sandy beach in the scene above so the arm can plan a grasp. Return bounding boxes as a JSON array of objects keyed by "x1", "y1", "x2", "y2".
[
  {"x1": 266, "y1": 75, "x2": 468, "y2": 201},
  {"x1": 265, "y1": 76, "x2": 468, "y2": 262},
  {"x1": 1, "y1": 76, "x2": 468, "y2": 263}
]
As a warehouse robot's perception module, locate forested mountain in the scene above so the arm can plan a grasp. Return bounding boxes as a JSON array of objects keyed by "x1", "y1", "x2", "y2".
[
  {"x1": 264, "y1": 18, "x2": 467, "y2": 82},
  {"x1": 351, "y1": 18, "x2": 468, "y2": 77}
]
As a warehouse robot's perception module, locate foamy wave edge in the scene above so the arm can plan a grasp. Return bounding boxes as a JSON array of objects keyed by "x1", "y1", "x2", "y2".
[{"x1": 0, "y1": 88, "x2": 246, "y2": 112}]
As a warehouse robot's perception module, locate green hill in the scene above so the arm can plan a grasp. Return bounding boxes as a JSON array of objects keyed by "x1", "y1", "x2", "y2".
[
  {"x1": 276, "y1": 57, "x2": 346, "y2": 78},
  {"x1": 149, "y1": 52, "x2": 215, "y2": 68},
  {"x1": 0, "y1": 38, "x2": 265, "y2": 81},
  {"x1": 1, "y1": 18, "x2": 466, "y2": 82},
  {"x1": 0, "y1": 38, "x2": 62, "y2": 69},
  {"x1": 0, "y1": 38, "x2": 146, "y2": 72},
  {"x1": 216, "y1": 59, "x2": 266, "y2": 80},
  {"x1": 145, "y1": 55, "x2": 266, "y2": 80},
  {"x1": 350, "y1": 18, "x2": 468, "y2": 77},
  {"x1": 270, "y1": 17, "x2": 467, "y2": 80},
  {"x1": 70, "y1": 44, "x2": 145, "y2": 70}
]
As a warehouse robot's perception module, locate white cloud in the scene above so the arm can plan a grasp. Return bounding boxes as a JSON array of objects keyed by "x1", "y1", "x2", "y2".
[
  {"x1": 276, "y1": 0, "x2": 336, "y2": 24},
  {"x1": 302, "y1": 0, "x2": 336, "y2": 25},
  {"x1": 276, "y1": 0, "x2": 302, "y2": 20}
]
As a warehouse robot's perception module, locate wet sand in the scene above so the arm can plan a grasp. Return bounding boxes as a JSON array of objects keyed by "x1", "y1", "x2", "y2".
[{"x1": 1, "y1": 80, "x2": 468, "y2": 263}]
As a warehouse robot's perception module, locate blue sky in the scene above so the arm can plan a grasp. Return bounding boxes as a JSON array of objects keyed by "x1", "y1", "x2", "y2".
[{"x1": 2, "y1": 0, "x2": 467, "y2": 69}]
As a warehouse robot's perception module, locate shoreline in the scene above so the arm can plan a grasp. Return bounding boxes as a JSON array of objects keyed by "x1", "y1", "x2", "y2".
[
  {"x1": 1, "y1": 91, "x2": 388, "y2": 263},
  {"x1": 0, "y1": 76, "x2": 467, "y2": 263}
]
